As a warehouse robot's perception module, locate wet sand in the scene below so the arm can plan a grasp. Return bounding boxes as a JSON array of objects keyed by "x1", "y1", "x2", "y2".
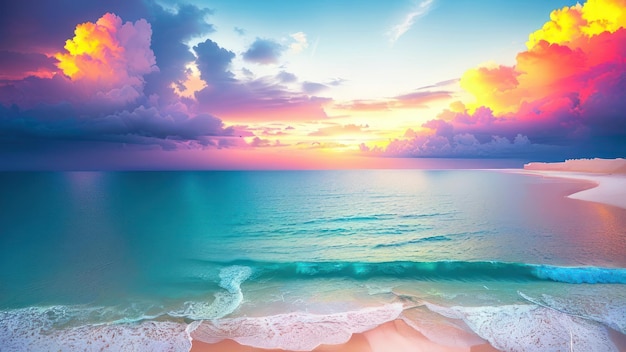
[{"x1": 190, "y1": 319, "x2": 498, "y2": 352}]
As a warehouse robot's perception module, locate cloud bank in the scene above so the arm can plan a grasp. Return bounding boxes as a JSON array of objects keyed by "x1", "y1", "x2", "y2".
[
  {"x1": 0, "y1": 10, "x2": 241, "y2": 154},
  {"x1": 0, "y1": 3, "x2": 331, "y2": 161},
  {"x1": 378, "y1": 0, "x2": 626, "y2": 159}
]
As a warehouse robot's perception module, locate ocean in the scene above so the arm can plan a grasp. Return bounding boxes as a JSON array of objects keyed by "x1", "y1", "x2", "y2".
[{"x1": 0, "y1": 170, "x2": 625, "y2": 351}]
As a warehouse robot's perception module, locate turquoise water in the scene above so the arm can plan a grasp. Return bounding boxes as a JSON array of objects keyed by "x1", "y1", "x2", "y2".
[{"x1": 1, "y1": 170, "x2": 625, "y2": 351}]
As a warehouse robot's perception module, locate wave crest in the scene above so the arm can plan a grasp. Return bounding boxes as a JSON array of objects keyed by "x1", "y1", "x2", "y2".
[
  {"x1": 194, "y1": 259, "x2": 626, "y2": 285},
  {"x1": 170, "y1": 265, "x2": 252, "y2": 320}
]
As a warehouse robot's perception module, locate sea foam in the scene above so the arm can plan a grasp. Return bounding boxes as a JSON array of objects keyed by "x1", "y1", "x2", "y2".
[
  {"x1": 426, "y1": 302, "x2": 619, "y2": 352},
  {"x1": 190, "y1": 303, "x2": 404, "y2": 351},
  {"x1": 519, "y1": 291, "x2": 626, "y2": 335},
  {"x1": 0, "y1": 306, "x2": 191, "y2": 352},
  {"x1": 169, "y1": 265, "x2": 251, "y2": 320}
]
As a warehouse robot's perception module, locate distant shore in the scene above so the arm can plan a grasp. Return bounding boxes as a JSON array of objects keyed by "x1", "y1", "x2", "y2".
[
  {"x1": 520, "y1": 158, "x2": 626, "y2": 210},
  {"x1": 524, "y1": 158, "x2": 626, "y2": 174}
]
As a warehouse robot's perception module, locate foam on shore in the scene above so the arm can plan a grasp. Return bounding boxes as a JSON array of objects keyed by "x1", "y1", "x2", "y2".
[
  {"x1": 169, "y1": 265, "x2": 252, "y2": 320},
  {"x1": 190, "y1": 303, "x2": 404, "y2": 351},
  {"x1": 425, "y1": 301, "x2": 620, "y2": 352},
  {"x1": 0, "y1": 306, "x2": 191, "y2": 352},
  {"x1": 190, "y1": 318, "x2": 498, "y2": 352}
]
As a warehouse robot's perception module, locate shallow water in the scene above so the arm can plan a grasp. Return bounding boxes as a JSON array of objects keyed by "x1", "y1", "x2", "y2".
[{"x1": 0, "y1": 170, "x2": 624, "y2": 351}]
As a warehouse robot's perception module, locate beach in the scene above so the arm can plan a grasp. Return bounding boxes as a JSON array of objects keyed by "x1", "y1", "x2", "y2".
[
  {"x1": 188, "y1": 165, "x2": 626, "y2": 352},
  {"x1": 190, "y1": 319, "x2": 499, "y2": 352},
  {"x1": 1, "y1": 169, "x2": 625, "y2": 352},
  {"x1": 520, "y1": 171, "x2": 626, "y2": 210},
  {"x1": 521, "y1": 158, "x2": 626, "y2": 210}
]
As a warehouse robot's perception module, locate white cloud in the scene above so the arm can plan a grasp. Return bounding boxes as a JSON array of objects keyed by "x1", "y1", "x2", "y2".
[
  {"x1": 388, "y1": 0, "x2": 435, "y2": 44},
  {"x1": 289, "y1": 32, "x2": 308, "y2": 53}
]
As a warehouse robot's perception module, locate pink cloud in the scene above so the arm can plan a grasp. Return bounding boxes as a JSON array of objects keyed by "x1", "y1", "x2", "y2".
[
  {"x1": 375, "y1": 0, "x2": 626, "y2": 159},
  {"x1": 308, "y1": 124, "x2": 369, "y2": 137},
  {"x1": 54, "y1": 13, "x2": 157, "y2": 102},
  {"x1": 1, "y1": 13, "x2": 158, "y2": 108},
  {"x1": 335, "y1": 91, "x2": 452, "y2": 112}
]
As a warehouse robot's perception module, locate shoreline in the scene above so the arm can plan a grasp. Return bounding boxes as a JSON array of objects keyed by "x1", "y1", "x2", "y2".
[
  {"x1": 189, "y1": 319, "x2": 499, "y2": 352},
  {"x1": 513, "y1": 169, "x2": 626, "y2": 210}
]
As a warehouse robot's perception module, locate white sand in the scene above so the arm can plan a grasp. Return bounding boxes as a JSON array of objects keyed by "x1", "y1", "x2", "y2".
[
  {"x1": 524, "y1": 158, "x2": 626, "y2": 174},
  {"x1": 520, "y1": 170, "x2": 626, "y2": 210},
  {"x1": 519, "y1": 158, "x2": 626, "y2": 209}
]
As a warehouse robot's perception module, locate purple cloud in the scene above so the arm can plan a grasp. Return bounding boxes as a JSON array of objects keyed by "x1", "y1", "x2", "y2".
[
  {"x1": 143, "y1": 3, "x2": 214, "y2": 101},
  {"x1": 194, "y1": 39, "x2": 236, "y2": 84},
  {"x1": 276, "y1": 71, "x2": 297, "y2": 83},
  {"x1": 192, "y1": 39, "x2": 330, "y2": 122},
  {"x1": 302, "y1": 81, "x2": 328, "y2": 95},
  {"x1": 243, "y1": 38, "x2": 284, "y2": 65},
  {"x1": 0, "y1": 51, "x2": 57, "y2": 80}
]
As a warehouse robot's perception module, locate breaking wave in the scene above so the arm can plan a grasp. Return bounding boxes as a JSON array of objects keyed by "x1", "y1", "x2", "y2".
[{"x1": 194, "y1": 259, "x2": 626, "y2": 284}]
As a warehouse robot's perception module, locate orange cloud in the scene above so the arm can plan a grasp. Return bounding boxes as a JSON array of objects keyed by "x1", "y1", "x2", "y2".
[
  {"x1": 460, "y1": 0, "x2": 626, "y2": 116},
  {"x1": 527, "y1": 0, "x2": 626, "y2": 49},
  {"x1": 173, "y1": 62, "x2": 207, "y2": 98},
  {"x1": 460, "y1": 64, "x2": 520, "y2": 114},
  {"x1": 55, "y1": 13, "x2": 157, "y2": 90},
  {"x1": 376, "y1": 0, "x2": 626, "y2": 159}
]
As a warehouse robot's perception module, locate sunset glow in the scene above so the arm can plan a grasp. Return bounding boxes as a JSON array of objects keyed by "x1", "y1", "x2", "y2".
[{"x1": 0, "y1": 0, "x2": 624, "y2": 169}]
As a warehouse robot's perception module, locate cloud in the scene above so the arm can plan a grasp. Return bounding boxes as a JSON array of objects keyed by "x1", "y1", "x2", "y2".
[
  {"x1": 0, "y1": 0, "x2": 330, "y2": 160},
  {"x1": 382, "y1": 130, "x2": 545, "y2": 158},
  {"x1": 289, "y1": 32, "x2": 308, "y2": 53},
  {"x1": 234, "y1": 26, "x2": 246, "y2": 36},
  {"x1": 335, "y1": 90, "x2": 452, "y2": 111},
  {"x1": 249, "y1": 136, "x2": 287, "y2": 148},
  {"x1": 0, "y1": 11, "x2": 249, "y2": 153},
  {"x1": 526, "y1": 0, "x2": 626, "y2": 49},
  {"x1": 55, "y1": 13, "x2": 157, "y2": 90},
  {"x1": 0, "y1": 103, "x2": 240, "y2": 151},
  {"x1": 144, "y1": 3, "x2": 214, "y2": 100},
  {"x1": 395, "y1": 91, "x2": 453, "y2": 107},
  {"x1": 195, "y1": 82, "x2": 331, "y2": 122},
  {"x1": 0, "y1": 0, "x2": 149, "y2": 54},
  {"x1": 254, "y1": 126, "x2": 288, "y2": 137},
  {"x1": 192, "y1": 39, "x2": 330, "y2": 122},
  {"x1": 375, "y1": 0, "x2": 626, "y2": 159},
  {"x1": 308, "y1": 124, "x2": 369, "y2": 137},
  {"x1": 415, "y1": 78, "x2": 459, "y2": 91},
  {"x1": 0, "y1": 51, "x2": 58, "y2": 80},
  {"x1": 327, "y1": 78, "x2": 346, "y2": 87},
  {"x1": 1, "y1": 13, "x2": 158, "y2": 108},
  {"x1": 388, "y1": 0, "x2": 435, "y2": 44},
  {"x1": 460, "y1": 0, "x2": 626, "y2": 116},
  {"x1": 302, "y1": 81, "x2": 328, "y2": 95},
  {"x1": 297, "y1": 141, "x2": 349, "y2": 150},
  {"x1": 243, "y1": 38, "x2": 284, "y2": 65},
  {"x1": 194, "y1": 39, "x2": 236, "y2": 85},
  {"x1": 276, "y1": 71, "x2": 297, "y2": 83}
]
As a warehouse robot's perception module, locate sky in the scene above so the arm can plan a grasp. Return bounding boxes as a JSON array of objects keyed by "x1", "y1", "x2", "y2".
[{"x1": 0, "y1": 0, "x2": 625, "y2": 169}]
